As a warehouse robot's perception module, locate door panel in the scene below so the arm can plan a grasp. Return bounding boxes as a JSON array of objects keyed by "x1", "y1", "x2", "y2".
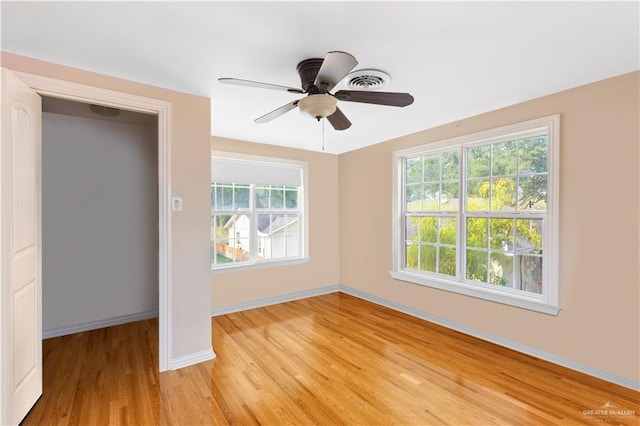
[
  {"x1": 12, "y1": 106, "x2": 36, "y2": 251},
  {"x1": 1, "y1": 68, "x2": 42, "y2": 425}
]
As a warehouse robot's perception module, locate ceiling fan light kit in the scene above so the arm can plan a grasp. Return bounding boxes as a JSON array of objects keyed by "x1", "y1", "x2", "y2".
[
  {"x1": 219, "y1": 51, "x2": 414, "y2": 131},
  {"x1": 298, "y1": 94, "x2": 337, "y2": 120}
]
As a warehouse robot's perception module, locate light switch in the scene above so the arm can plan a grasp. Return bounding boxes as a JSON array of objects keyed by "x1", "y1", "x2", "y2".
[{"x1": 172, "y1": 196, "x2": 183, "y2": 212}]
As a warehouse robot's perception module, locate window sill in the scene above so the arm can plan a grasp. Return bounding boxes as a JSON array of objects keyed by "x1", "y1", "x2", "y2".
[
  {"x1": 212, "y1": 257, "x2": 310, "y2": 275},
  {"x1": 389, "y1": 270, "x2": 560, "y2": 315}
]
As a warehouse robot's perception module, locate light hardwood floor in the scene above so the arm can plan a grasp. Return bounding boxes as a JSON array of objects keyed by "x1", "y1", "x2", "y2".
[{"x1": 23, "y1": 292, "x2": 639, "y2": 425}]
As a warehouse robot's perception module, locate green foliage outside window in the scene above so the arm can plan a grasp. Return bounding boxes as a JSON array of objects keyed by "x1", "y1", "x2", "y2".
[{"x1": 404, "y1": 136, "x2": 547, "y2": 293}]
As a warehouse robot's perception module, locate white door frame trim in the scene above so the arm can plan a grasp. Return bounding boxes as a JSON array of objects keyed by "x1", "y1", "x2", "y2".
[{"x1": 14, "y1": 71, "x2": 172, "y2": 372}]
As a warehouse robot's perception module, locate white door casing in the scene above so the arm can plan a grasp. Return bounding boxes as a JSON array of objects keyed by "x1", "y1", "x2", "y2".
[
  {"x1": 1, "y1": 68, "x2": 43, "y2": 425},
  {"x1": 10, "y1": 70, "x2": 173, "y2": 373},
  {"x1": 1, "y1": 67, "x2": 174, "y2": 423}
]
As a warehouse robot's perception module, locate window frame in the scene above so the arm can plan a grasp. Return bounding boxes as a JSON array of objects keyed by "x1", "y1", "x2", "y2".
[
  {"x1": 391, "y1": 115, "x2": 560, "y2": 315},
  {"x1": 211, "y1": 151, "x2": 309, "y2": 274}
]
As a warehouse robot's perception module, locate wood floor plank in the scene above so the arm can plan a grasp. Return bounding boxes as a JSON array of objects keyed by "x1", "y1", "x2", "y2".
[{"x1": 23, "y1": 292, "x2": 639, "y2": 425}]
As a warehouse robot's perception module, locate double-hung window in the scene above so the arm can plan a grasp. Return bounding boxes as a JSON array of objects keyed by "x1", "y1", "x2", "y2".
[
  {"x1": 392, "y1": 115, "x2": 559, "y2": 314},
  {"x1": 211, "y1": 152, "x2": 308, "y2": 272}
]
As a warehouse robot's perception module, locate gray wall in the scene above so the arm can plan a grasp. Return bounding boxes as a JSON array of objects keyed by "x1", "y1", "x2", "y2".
[{"x1": 42, "y1": 109, "x2": 158, "y2": 332}]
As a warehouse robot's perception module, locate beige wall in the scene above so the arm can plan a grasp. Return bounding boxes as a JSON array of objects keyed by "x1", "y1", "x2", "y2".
[
  {"x1": 210, "y1": 137, "x2": 340, "y2": 308},
  {"x1": 2, "y1": 52, "x2": 213, "y2": 360},
  {"x1": 339, "y1": 71, "x2": 640, "y2": 384}
]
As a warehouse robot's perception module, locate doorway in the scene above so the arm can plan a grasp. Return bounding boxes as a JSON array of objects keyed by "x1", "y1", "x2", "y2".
[
  {"x1": 41, "y1": 96, "x2": 159, "y2": 337},
  {"x1": 14, "y1": 70, "x2": 173, "y2": 371}
]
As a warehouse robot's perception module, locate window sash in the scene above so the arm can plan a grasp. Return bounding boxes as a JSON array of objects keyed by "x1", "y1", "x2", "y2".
[
  {"x1": 212, "y1": 183, "x2": 303, "y2": 269},
  {"x1": 401, "y1": 152, "x2": 548, "y2": 291},
  {"x1": 393, "y1": 115, "x2": 559, "y2": 314}
]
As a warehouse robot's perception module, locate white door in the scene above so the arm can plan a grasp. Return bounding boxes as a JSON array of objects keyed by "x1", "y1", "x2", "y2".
[{"x1": 0, "y1": 68, "x2": 43, "y2": 425}]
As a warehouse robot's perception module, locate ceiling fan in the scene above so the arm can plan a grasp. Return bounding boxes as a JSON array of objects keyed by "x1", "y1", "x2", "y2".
[{"x1": 219, "y1": 51, "x2": 414, "y2": 131}]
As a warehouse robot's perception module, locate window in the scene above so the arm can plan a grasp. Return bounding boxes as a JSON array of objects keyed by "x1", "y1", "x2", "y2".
[
  {"x1": 211, "y1": 152, "x2": 308, "y2": 272},
  {"x1": 392, "y1": 115, "x2": 559, "y2": 314}
]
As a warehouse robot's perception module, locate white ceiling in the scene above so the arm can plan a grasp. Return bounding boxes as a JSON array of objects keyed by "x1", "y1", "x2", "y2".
[{"x1": 2, "y1": 1, "x2": 638, "y2": 154}]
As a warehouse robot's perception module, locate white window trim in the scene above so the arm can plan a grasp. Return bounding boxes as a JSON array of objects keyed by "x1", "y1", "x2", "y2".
[
  {"x1": 391, "y1": 115, "x2": 560, "y2": 315},
  {"x1": 211, "y1": 257, "x2": 310, "y2": 275},
  {"x1": 211, "y1": 151, "x2": 309, "y2": 273}
]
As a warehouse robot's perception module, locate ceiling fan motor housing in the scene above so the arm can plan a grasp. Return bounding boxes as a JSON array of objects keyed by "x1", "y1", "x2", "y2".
[{"x1": 296, "y1": 58, "x2": 324, "y2": 92}]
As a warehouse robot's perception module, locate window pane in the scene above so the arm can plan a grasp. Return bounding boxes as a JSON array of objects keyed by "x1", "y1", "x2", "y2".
[
  {"x1": 222, "y1": 186, "x2": 233, "y2": 210},
  {"x1": 268, "y1": 236, "x2": 286, "y2": 259},
  {"x1": 518, "y1": 175, "x2": 547, "y2": 211},
  {"x1": 489, "y1": 218, "x2": 514, "y2": 251},
  {"x1": 515, "y1": 255, "x2": 543, "y2": 294},
  {"x1": 285, "y1": 187, "x2": 298, "y2": 209},
  {"x1": 492, "y1": 140, "x2": 516, "y2": 176},
  {"x1": 212, "y1": 214, "x2": 231, "y2": 266},
  {"x1": 285, "y1": 218, "x2": 301, "y2": 258},
  {"x1": 516, "y1": 219, "x2": 543, "y2": 253},
  {"x1": 256, "y1": 214, "x2": 300, "y2": 261},
  {"x1": 406, "y1": 216, "x2": 419, "y2": 241},
  {"x1": 438, "y1": 247, "x2": 456, "y2": 276},
  {"x1": 420, "y1": 217, "x2": 438, "y2": 243},
  {"x1": 270, "y1": 187, "x2": 285, "y2": 209},
  {"x1": 234, "y1": 185, "x2": 250, "y2": 210},
  {"x1": 466, "y1": 218, "x2": 487, "y2": 248},
  {"x1": 406, "y1": 157, "x2": 422, "y2": 183},
  {"x1": 491, "y1": 177, "x2": 516, "y2": 211},
  {"x1": 213, "y1": 214, "x2": 231, "y2": 241},
  {"x1": 212, "y1": 214, "x2": 250, "y2": 264},
  {"x1": 420, "y1": 245, "x2": 437, "y2": 272},
  {"x1": 422, "y1": 183, "x2": 439, "y2": 211},
  {"x1": 518, "y1": 136, "x2": 548, "y2": 174},
  {"x1": 213, "y1": 184, "x2": 234, "y2": 211},
  {"x1": 258, "y1": 214, "x2": 278, "y2": 259},
  {"x1": 467, "y1": 145, "x2": 490, "y2": 178},
  {"x1": 406, "y1": 184, "x2": 421, "y2": 211},
  {"x1": 441, "y1": 151, "x2": 459, "y2": 181},
  {"x1": 423, "y1": 155, "x2": 439, "y2": 182},
  {"x1": 258, "y1": 213, "x2": 273, "y2": 234},
  {"x1": 467, "y1": 179, "x2": 490, "y2": 211},
  {"x1": 489, "y1": 252, "x2": 513, "y2": 286},
  {"x1": 466, "y1": 249, "x2": 487, "y2": 282},
  {"x1": 406, "y1": 242, "x2": 419, "y2": 269},
  {"x1": 441, "y1": 182, "x2": 458, "y2": 211},
  {"x1": 255, "y1": 187, "x2": 269, "y2": 209},
  {"x1": 439, "y1": 217, "x2": 456, "y2": 245}
]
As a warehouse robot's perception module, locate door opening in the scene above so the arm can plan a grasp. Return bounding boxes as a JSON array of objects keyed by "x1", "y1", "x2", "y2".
[
  {"x1": 13, "y1": 71, "x2": 173, "y2": 372},
  {"x1": 41, "y1": 96, "x2": 159, "y2": 338}
]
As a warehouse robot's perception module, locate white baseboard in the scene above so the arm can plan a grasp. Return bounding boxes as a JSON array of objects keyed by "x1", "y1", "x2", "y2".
[
  {"x1": 211, "y1": 284, "x2": 340, "y2": 316},
  {"x1": 170, "y1": 348, "x2": 216, "y2": 370},
  {"x1": 338, "y1": 285, "x2": 640, "y2": 392},
  {"x1": 42, "y1": 310, "x2": 158, "y2": 339}
]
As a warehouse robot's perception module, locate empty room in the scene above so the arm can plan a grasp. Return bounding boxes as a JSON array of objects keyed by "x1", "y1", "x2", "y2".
[{"x1": 1, "y1": 2, "x2": 638, "y2": 425}]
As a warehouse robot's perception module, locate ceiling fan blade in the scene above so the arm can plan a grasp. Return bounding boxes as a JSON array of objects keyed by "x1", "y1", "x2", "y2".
[
  {"x1": 254, "y1": 100, "x2": 300, "y2": 124},
  {"x1": 218, "y1": 78, "x2": 304, "y2": 94},
  {"x1": 313, "y1": 51, "x2": 358, "y2": 92},
  {"x1": 334, "y1": 90, "x2": 414, "y2": 107},
  {"x1": 327, "y1": 107, "x2": 351, "y2": 131}
]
